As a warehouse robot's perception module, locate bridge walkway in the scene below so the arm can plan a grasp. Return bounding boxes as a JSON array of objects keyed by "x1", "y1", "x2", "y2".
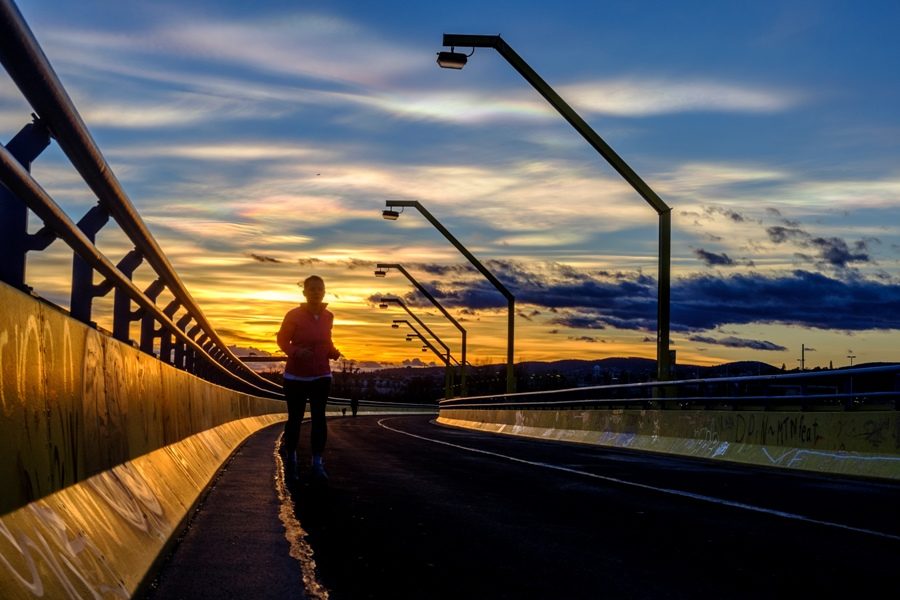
[
  {"x1": 148, "y1": 414, "x2": 900, "y2": 599},
  {"x1": 145, "y1": 423, "x2": 308, "y2": 599}
]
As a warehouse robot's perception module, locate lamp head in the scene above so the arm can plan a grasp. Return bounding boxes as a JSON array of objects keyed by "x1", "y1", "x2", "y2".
[
  {"x1": 379, "y1": 302, "x2": 388, "y2": 309},
  {"x1": 374, "y1": 269, "x2": 386, "y2": 277},
  {"x1": 382, "y1": 209, "x2": 400, "y2": 220},
  {"x1": 421, "y1": 346, "x2": 428, "y2": 352},
  {"x1": 391, "y1": 323, "x2": 399, "y2": 329},
  {"x1": 437, "y1": 50, "x2": 467, "y2": 69}
]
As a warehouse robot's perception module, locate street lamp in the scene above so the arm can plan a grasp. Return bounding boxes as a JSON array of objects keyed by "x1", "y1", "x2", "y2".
[
  {"x1": 381, "y1": 299, "x2": 452, "y2": 361},
  {"x1": 394, "y1": 319, "x2": 460, "y2": 366},
  {"x1": 381, "y1": 297, "x2": 456, "y2": 397},
  {"x1": 392, "y1": 319, "x2": 457, "y2": 398},
  {"x1": 438, "y1": 34, "x2": 672, "y2": 382},
  {"x1": 382, "y1": 199, "x2": 516, "y2": 393},
  {"x1": 375, "y1": 262, "x2": 468, "y2": 394},
  {"x1": 436, "y1": 48, "x2": 469, "y2": 69}
]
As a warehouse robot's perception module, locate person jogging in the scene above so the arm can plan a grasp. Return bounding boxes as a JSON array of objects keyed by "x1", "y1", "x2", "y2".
[{"x1": 277, "y1": 275, "x2": 341, "y2": 481}]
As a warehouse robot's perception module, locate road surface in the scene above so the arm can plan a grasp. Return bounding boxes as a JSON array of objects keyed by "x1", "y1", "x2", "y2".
[{"x1": 151, "y1": 414, "x2": 900, "y2": 599}]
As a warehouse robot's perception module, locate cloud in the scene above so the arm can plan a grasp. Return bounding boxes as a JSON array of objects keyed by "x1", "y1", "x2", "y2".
[
  {"x1": 767, "y1": 225, "x2": 808, "y2": 244},
  {"x1": 560, "y1": 78, "x2": 801, "y2": 116},
  {"x1": 401, "y1": 358, "x2": 436, "y2": 368},
  {"x1": 113, "y1": 142, "x2": 328, "y2": 162},
  {"x1": 157, "y1": 14, "x2": 424, "y2": 87},
  {"x1": 361, "y1": 77, "x2": 802, "y2": 125},
  {"x1": 217, "y1": 328, "x2": 268, "y2": 344},
  {"x1": 298, "y1": 258, "x2": 327, "y2": 267},
  {"x1": 674, "y1": 270, "x2": 900, "y2": 331},
  {"x1": 551, "y1": 316, "x2": 608, "y2": 330},
  {"x1": 352, "y1": 90, "x2": 553, "y2": 125},
  {"x1": 704, "y1": 206, "x2": 747, "y2": 223},
  {"x1": 46, "y1": 12, "x2": 424, "y2": 89},
  {"x1": 694, "y1": 249, "x2": 736, "y2": 267},
  {"x1": 248, "y1": 253, "x2": 281, "y2": 263},
  {"x1": 568, "y1": 336, "x2": 604, "y2": 343},
  {"x1": 688, "y1": 335, "x2": 787, "y2": 351},
  {"x1": 228, "y1": 345, "x2": 275, "y2": 357},
  {"x1": 394, "y1": 259, "x2": 900, "y2": 334},
  {"x1": 809, "y1": 237, "x2": 870, "y2": 268},
  {"x1": 194, "y1": 253, "x2": 900, "y2": 339},
  {"x1": 766, "y1": 223, "x2": 873, "y2": 268},
  {"x1": 344, "y1": 258, "x2": 377, "y2": 270}
]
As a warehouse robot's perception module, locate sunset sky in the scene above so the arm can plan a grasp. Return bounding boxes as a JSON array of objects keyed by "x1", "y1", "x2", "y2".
[{"x1": 4, "y1": 0, "x2": 900, "y2": 371}]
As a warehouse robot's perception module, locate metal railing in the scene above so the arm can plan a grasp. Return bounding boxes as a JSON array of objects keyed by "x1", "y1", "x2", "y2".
[
  {"x1": 0, "y1": 0, "x2": 282, "y2": 398},
  {"x1": 439, "y1": 364, "x2": 900, "y2": 411},
  {"x1": 327, "y1": 397, "x2": 438, "y2": 411}
]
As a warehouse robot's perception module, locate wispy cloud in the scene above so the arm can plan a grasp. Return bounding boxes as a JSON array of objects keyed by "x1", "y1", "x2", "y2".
[
  {"x1": 689, "y1": 335, "x2": 786, "y2": 351},
  {"x1": 349, "y1": 78, "x2": 802, "y2": 124},
  {"x1": 111, "y1": 142, "x2": 329, "y2": 162},
  {"x1": 765, "y1": 224, "x2": 873, "y2": 269},
  {"x1": 157, "y1": 14, "x2": 424, "y2": 87},
  {"x1": 76, "y1": 92, "x2": 277, "y2": 128},
  {"x1": 44, "y1": 12, "x2": 424, "y2": 89},
  {"x1": 694, "y1": 248, "x2": 737, "y2": 267},
  {"x1": 560, "y1": 78, "x2": 802, "y2": 117}
]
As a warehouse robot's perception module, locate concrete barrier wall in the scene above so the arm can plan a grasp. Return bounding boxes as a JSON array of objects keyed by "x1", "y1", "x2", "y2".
[
  {"x1": 0, "y1": 282, "x2": 286, "y2": 514},
  {"x1": 0, "y1": 415, "x2": 283, "y2": 599},
  {"x1": 439, "y1": 407, "x2": 900, "y2": 481},
  {"x1": 0, "y1": 282, "x2": 287, "y2": 597}
]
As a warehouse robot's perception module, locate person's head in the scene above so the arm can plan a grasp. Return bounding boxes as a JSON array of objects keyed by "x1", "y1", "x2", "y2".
[{"x1": 302, "y1": 275, "x2": 326, "y2": 306}]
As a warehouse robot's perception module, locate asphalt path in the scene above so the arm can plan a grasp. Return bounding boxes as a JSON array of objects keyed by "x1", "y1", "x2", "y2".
[
  {"x1": 151, "y1": 414, "x2": 900, "y2": 599},
  {"x1": 294, "y1": 414, "x2": 899, "y2": 599}
]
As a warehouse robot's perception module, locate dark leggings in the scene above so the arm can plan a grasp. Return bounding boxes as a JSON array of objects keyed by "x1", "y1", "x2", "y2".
[{"x1": 283, "y1": 377, "x2": 331, "y2": 456}]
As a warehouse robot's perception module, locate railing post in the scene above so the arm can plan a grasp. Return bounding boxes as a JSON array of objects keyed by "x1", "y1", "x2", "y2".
[
  {"x1": 186, "y1": 325, "x2": 202, "y2": 374},
  {"x1": 139, "y1": 279, "x2": 165, "y2": 355},
  {"x1": 160, "y1": 300, "x2": 180, "y2": 365},
  {"x1": 69, "y1": 204, "x2": 109, "y2": 323},
  {"x1": 112, "y1": 249, "x2": 143, "y2": 342},
  {"x1": 174, "y1": 314, "x2": 192, "y2": 369},
  {"x1": 0, "y1": 118, "x2": 50, "y2": 289}
]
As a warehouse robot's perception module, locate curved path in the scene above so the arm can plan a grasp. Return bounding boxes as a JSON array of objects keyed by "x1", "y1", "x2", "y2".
[{"x1": 151, "y1": 414, "x2": 900, "y2": 599}]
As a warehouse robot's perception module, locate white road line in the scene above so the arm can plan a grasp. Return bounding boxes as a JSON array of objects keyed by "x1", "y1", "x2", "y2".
[{"x1": 377, "y1": 417, "x2": 900, "y2": 542}]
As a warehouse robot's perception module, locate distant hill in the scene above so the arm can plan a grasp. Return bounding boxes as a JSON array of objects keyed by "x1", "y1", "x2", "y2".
[{"x1": 374, "y1": 357, "x2": 783, "y2": 379}]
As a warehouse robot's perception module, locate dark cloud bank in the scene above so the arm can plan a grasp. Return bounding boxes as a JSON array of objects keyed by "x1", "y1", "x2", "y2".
[{"x1": 372, "y1": 261, "x2": 900, "y2": 338}]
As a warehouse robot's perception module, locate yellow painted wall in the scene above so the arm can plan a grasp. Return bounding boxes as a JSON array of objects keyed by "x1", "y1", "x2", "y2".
[
  {"x1": 0, "y1": 282, "x2": 286, "y2": 515},
  {"x1": 0, "y1": 282, "x2": 287, "y2": 597},
  {"x1": 439, "y1": 407, "x2": 900, "y2": 480}
]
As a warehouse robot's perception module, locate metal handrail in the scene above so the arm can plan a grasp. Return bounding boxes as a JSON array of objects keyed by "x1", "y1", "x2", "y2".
[
  {"x1": 0, "y1": 0, "x2": 280, "y2": 396},
  {"x1": 327, "y1": 397, "x2": 438, "y2": 409},
  {"x1": 441, "y1": 391, "x2": 900, "y2": 410},
  {"x1": 0, "y1": 146, "x2": 280, "y2": 399},
  {"x1": 439, "y1": 364, "x2": 900, "y2": 408}
]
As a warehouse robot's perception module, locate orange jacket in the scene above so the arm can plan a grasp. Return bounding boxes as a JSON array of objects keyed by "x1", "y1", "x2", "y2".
[{"x1": 277, "y1": 303, "x2": 339, "y2": 378}]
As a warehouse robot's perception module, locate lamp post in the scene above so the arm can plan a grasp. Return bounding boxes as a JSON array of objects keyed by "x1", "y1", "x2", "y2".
[
  {"x1": 380, "y1": 297, "x2": 452, "y2": 362},
  {"x1": 392, "y1": 319, "x2": 455, "y2": 398},
  {"x1": 393, "y1": 319, "x2": 460, "y2": 367},
  {"x1": 382, "y1": 199, "x2": 516, "y2": 393},
  {"x1": 381, "y1": 298, "x2": 455, "y2": 397},
  {"x1": 438, "y1": 34, "x2": 672, "y2": 382},
  {"x1": 375, "y1": 262, "x2": 468, "y2": 394}
]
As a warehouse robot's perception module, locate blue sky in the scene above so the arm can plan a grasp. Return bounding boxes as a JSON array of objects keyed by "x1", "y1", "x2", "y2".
[{"x1": 3, "y1": 0, "x2": 900, "y2": 369}]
